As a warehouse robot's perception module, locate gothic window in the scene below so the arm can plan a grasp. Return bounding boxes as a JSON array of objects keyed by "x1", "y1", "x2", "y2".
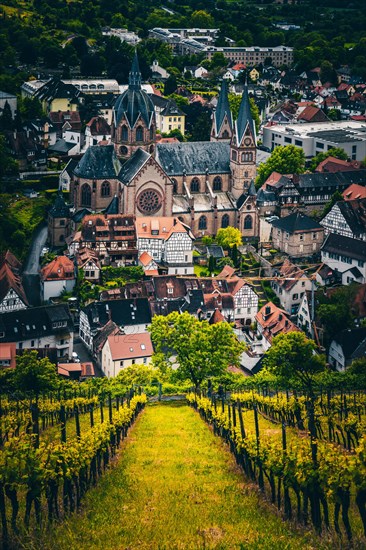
[
  {"x1": 213, "y1": 176, "x2": 222, "y2": 191},
  {"x1": 137, "y1": 189, "x2": 162, "y2": 215},
  {"x1": 244, "y1": 215, "x2": 253, "y2": 230},
  {"x1": 150, "y1": 144, "x2": 154, "y2": 154},
  {"x1": 198, "y1": 215, "x2": 207, "y2": 230},
  {"x1": 171, "y1": 178, "x2": 178, "y2": 193},
  {"x1": 150, "y1": 127, "x2": 154, "y2": 140},
  {"x1": 244, "y1": 171, "x2": 249, "y2": 178},
  {"x1": 81, "y1": 184, "x2": 91, "y2": 207},
  {"x1": 121, "y1": 125, "x2": 128, "y2": 141},
  {"x1": 232, "y1": 150, "x2": 237, "y2": 161},
  {"x1": 190, "y1": 177, "x2": 200, "y2": 192},
  {"x1": 136, "y1": 126, "x2": 143, "y2": 142},
  {"x1": 222, "y1": 130, "x2": 229, "y2": 138},
  {"x1": 221, "y1": 214, "x2": 229, "y2": 228},
  {"x1": 120, "y1": 145, "x2": 128, "y2": 156},
  {"x1": 101, "y1": 181, "x2": 111, "y2": 197},
  {"x1": 242, "y1": 152, "x2": 253, "y2": 162}
]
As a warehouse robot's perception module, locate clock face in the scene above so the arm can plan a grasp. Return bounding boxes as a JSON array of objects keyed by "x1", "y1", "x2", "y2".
[
  {"x1": 137, "y1": 188, "x2": 162, "y2": 214},
  {"x1": 244, "y1": 137, "x2": 252, "y2": 146}
]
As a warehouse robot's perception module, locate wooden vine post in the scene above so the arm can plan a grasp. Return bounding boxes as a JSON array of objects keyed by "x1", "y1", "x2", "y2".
[
  {"x1": 253, "y1": 403, "x2": 264, "y2": 492},
  {"x1": 60, "y1": 405, "x2": 67, "y2": 443}
]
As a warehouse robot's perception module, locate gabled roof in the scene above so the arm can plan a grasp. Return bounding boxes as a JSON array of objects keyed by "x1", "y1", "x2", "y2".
[
  {"x1": 255, "y1": 301, "x2": 299, "y2": 343},
  {"x1": 35, "y1": 78, "x2": 81, "y2": 102},
  {"x1": 74, "y1": 145, "x2": 122, "y2": 180},
  {"x1": 275, "y1": 259, "x2": 307, "y2": 291},
  {"x1": 272, "y1": 211, "x2": 323, "y2": 233},
  {"x1": 104, "y1": 195, "x2": 119, "y2": 215},
  {"x1": 41, "y1": 256, "x2": 75, "y2": 281},
  {"x1": 209, "y1": 309, "x2": 226, "y2": 324},
  {"x1": 335, "y1": 199, "x2": 366, "y2": 235},
  {"x1": 135, "y1": 217, "x2": 194, "y2": 241},
  {"x1": 0, "y1": 304, "x2": 73, "y2": 343},
  {"x1": 86, "y1": 116, "x2": 111, "y2": 136},
  {"x1": 213, "y1": 80, "x2": 233, "y2": 137},
  {"x1": 0, "y1": 253, "x2": 28, "y2": 307},
  {"x1": 315, "y1": 156, "x2": 361, "y2": 173},
  {"x1": 333, "y1": 327, "x2": 366, "y2": 360},
  {"x1": 49, "y1": 194, "x2": 70, "y2": 219},
  {"x1": 297, "y1": 105, "x2": 329, "y2": 123},
  {"x1": 342, "y1": 184, "x2": 366, "y2": 201},
  {"x1": 322, "y1": 233, "x2": 366, "y2": 261}
]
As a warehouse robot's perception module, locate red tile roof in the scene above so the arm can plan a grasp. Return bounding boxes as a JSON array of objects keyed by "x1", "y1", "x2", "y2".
[
  {"x1": 297, "y1": 105, "x2": 328, "y2": 123},
  {"x1": 41, "y1": 256, "x2": 75, "y2": 281},
  {"x1": 256, "y1": 302, "x2": 299, "y2": 343},
  {"x1": 0, "y1": 343, "x2": 16, "y2": 369},
  {"x1": 315, "y1": 157, "x2": 361, "y2": 173},
  {"x1": 0, "y1": 252, "x2": 28, "y2": 306},
  {"x1": 107, "y1": 332, "x2": 153, "y2": 361},
  {"x1": 342, "y1": 184, "x2": 366, "y2": 201}
]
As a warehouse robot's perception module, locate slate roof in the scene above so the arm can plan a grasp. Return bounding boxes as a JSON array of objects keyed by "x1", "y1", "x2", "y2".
[
  {"x1": 333, "y1": 327, "x2": 366, "y2": 360},
  {"x1": 107, "y1": 298, "x2": 152, "y2": 326},
  {"x1": 62, "y1": 158, "x2": 78, "y2": 177},
  {"x1": 83, "y1": 301, "x2": 110, "y2": 331},
  {"x1": 298, "y1": 171, "x2": 366, "y2": 190},
  {"x1": 48, "y1": 194, "x2": 70, "y2": 219},
  {"x1": 119, "y1": 148, "x2": 150, "y2": 185},
  {"x1": 207, "y1": 245, "x2": 225, "y2": 258},
  {"x1": 160, "y1": 101, "x2": 185, "y2": 117},
  {"x1": 0, "y1": 304, "x2": 73, "y2": 343},
  {"x1": 35, "y1": 78, "x2": 81, "y2": 102},
  {"x1": 336, "y1": 199, "x2": 366, "y2": 235},
  {"x1": 235, "y1": 82, "x2": 256, "y2": 144},
  {"x1": 113, "y1": 52, "x2": 155, "y2": 128},
  {"x1": 48, "y1": 139, "x2": 76, "y2": 154},
  {"x1": 213, "y1": 80, "x2": 232, "y2": 136},
  {"x1": 104, "y1": 195, "x2": 119, "y2": 215},
  {"x1": 156, "y1": 141, "x2": 231, "y2": 176},
  {"x1": 322, "y1": 233, "x2": 366, "y2": 261},
  {"x1": 272, "y1": 212, "x2": 323, "y2": 233},
  {"x1": 256, "y1": 188, "x2": 277, "y2": 204},
  {"x1": 74, "y1": 145, "x2": 122, "y2": 179}
]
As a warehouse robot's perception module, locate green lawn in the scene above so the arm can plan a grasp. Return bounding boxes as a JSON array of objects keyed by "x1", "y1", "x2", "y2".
[{"x1": 26, "y1": 401, "x2": 332, "y2": 550}]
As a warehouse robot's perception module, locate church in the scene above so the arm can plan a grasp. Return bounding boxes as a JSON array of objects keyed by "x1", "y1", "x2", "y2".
[{"x1": 70, "y1": 53, "x2": 259, "y2": 238}]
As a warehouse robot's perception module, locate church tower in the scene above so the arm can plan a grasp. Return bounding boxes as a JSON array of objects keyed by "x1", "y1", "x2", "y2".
[
  {"x1": 111, "y1": 52, "x2": 156, "y2": 159},
  {"x1": 230, "y1": 80, "x2": 257, "y2": 200},
  {"x1": 211, "y1": 80, "x2": 233, "y2": 142}
]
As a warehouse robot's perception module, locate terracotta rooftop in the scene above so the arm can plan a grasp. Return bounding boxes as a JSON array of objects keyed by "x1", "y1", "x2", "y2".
[
  {"x1": 316, "y1": 156, "x2": 361, "y2": 173},
  {"x1": 256, "y1": 301, "x2": 299, "y2": 343},
  {"x1": 0, "y1": 251, "x2": 28, "y2": 306},
  {"x1": 135, "y1": 217, "x2": 194, "y2": 241},
  {"x1": 41, "y1": 256, "x2": 75, "y2": 281},
  {"x1": 107, "y1": 331, "x2": 153, "y2": 361},
  {"x1": 0, "y1": 342, "x2": 16, "y2": 369},
  {"x1": 342, "y1": 184, "x2": 366, "y2": 201}
]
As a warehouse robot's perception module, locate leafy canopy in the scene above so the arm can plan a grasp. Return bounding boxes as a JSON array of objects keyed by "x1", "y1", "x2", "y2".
[
  {"x1": 149, "y1": 311, "x2": 245, "y2": 387},
  {"x1": 256, "y1": 145, "x2": 305, "y2": 188},
  {"x1": 14, "y1": 350, "x2": 58, "y2": 398},
  {"x1": 309, "y1": 147, "x2": 348, "y2": 172},
  {"x1": 263, "y1": 332, "x2": 325, "y2": 392},
  {"x1": 216, "y1": 226, "x2": 242, "y2": 249}
]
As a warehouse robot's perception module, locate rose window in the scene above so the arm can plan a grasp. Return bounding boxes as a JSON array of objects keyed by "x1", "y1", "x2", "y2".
[{"x1": 137, "y1": 189, "x2": 162, "y2": 214}]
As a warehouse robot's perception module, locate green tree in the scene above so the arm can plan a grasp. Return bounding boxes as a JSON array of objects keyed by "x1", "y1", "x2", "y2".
[
  {"x1": 190, "y1": 10, "x2": 214, "y2": 28},
  {"x1": 216, "y1": 226, "x2": 242, "y2": 249},
  {"x1": 256, "y1": 145, "x2": 306, "y2": 188},
  {"x1": 309, "y1": 147, "x2": 348, "y2": 172},
  {"x1": 208, "y1": 254, "x2": 216, "y2": 273},
  {"x1": 14, "y1": 350, "x2": 58, "y2": 400},
  {"x1": 149, "y1": 311, "x2": 245, "y2": 388},
  {"x1": 0, "y1": 101, "x2": 13, "y2": 131},
  {"x1": 0, "y1": 134, "x2": 18, "y2": 179},
  {"x1": 263, "y1": 332, "x2": 326, "y2": 391},
  {"x1": 164, "y1": 75, "x2": 177, "y2": 96}
]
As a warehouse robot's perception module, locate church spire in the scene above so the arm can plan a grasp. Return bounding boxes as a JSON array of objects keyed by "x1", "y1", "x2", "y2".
[
  {"x1": 128, "y1": 50, "x2": 142, "y2": 90},
  {"x1": 212, "y1": 80, "x2": 233, "y2": 139},
  {"x1": 235, "y1": 78, "x2": 256, "y2": 146}
]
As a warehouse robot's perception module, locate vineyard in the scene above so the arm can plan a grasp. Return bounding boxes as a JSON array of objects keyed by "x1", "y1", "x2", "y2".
[
  {"x1": 0, "y1": 383, "x2": 147, "y2": 547},
  {"x1": 187, "y1": 389, "x2": 366, "y2": 545}
]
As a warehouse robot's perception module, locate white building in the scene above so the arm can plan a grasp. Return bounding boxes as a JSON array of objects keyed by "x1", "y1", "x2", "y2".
[
  {"x1": 0, "y1": 304, "x2": 74, "y2": 358},
  {"x1": 321, "y1": 233, "x2": 366, "y2": 284},
  {"x1": 328, "y1": 328, "x2": 366, "y2": 371},
  {"x1": 135, "y1": 217, "x2": 195, "y2": 275},
  {"x1": 271, "y1": 260, "x2": 311, "y2": 315},
  {"x1": 41, "y1": 256, "x2": 76, "y2": 302},
  {"x1": 263, "y1": 120, "x2": 366, "y2": 161},
  {"x1": 101, "y1": 331, "x2": 153, "y2": 377}
]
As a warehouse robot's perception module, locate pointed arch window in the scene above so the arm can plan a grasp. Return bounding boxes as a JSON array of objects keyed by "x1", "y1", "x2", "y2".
[
  {"x1": 213, "y1": 176, "x2": 222, "y2": 192},
  {"x1": 101, "y1": 181, "x2": 111, "y2": 197},
  {"x1": 221, "y1": 214, "x2": 229, "y2": 228},
  {"x1": 190, "y1": 177, "x2": 200, "y2": 193},
  {"x1": 121, "y1": 125, "x2": 128, "y2": 141},
  {"x1": 150, "y1": 127, "x2": 154, "y2": 140},
  {"x1": 222, "y1": 130, "x2": 229, "y2": 139},
  {"x1": 171, "y1": 178, "x2": 178, "y2": 194},
  {"x1": 136, "y1": 126, "x2": 143, "y2": 142},
  {"x1": 81, "y1": 184, "x2": 91, "y2": 207},
  {"x1": 232, "y1": 150, "x2": 237, "y2": 161},
  {"x1": 242, "y1": 152, "x2": 253, "y2": 162},
  {"x1": 198, "y1": 215, "x2": 207, "y2": 230},
  {"x1": 244, "y1": 215, "x2": 253, "y2": 230}
]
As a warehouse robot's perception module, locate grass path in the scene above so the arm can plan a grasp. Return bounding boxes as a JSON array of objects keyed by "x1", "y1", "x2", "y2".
[{"x1": 28, "y1": 401, "x2": 331, "y2": 550}]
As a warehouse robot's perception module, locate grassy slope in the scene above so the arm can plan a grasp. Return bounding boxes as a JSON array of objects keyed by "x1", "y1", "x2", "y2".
[{"x1": 28, "y1": 401, "x2": 329, "y2": 550}]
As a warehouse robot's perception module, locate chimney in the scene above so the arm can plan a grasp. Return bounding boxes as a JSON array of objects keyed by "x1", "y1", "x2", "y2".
[{"x1": 265, "y1": 305, "x2": 271, "y2": 316}]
